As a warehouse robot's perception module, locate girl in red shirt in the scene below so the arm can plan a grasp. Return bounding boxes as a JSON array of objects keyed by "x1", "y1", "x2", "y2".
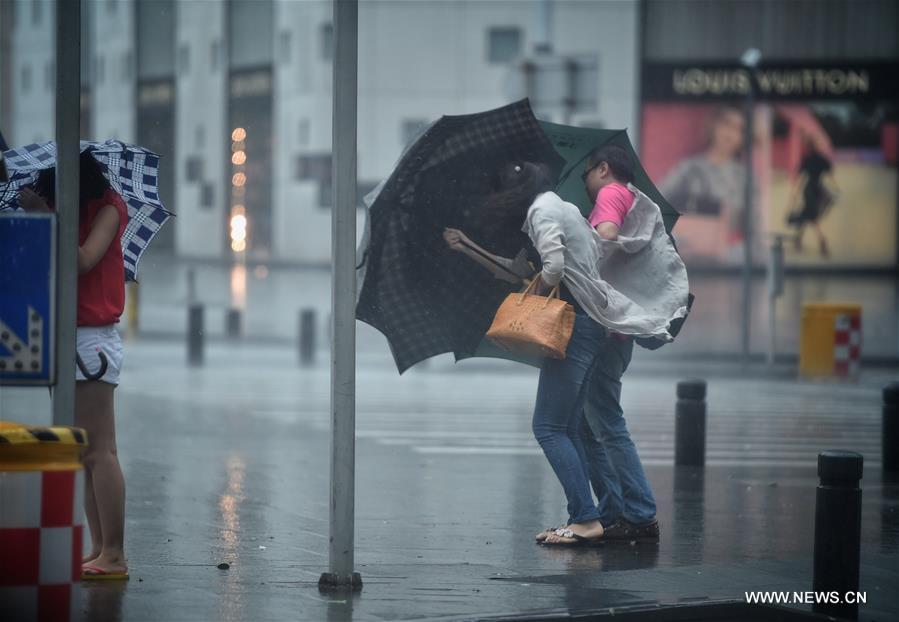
[{"x1": 19, "y1": 152, "x2": 130, "y2": 580}]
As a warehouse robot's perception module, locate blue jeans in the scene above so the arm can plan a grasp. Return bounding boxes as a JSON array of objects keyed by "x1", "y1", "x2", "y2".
[
  {"x1": 532, "y1": 313, "x2": 607, "y2": 524},
  {"x1": 578, "y1": 336, "x2": 657, "y2": 525}
]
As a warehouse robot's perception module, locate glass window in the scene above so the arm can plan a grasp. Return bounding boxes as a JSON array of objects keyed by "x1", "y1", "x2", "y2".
[
  {"x1": 123, "y1": 51, "x2": 133, "y2": 81},
  {"x1": 229, "y1": 0, "x2": 274, "y2": 69},
  {"x1": 186, "y1": 156, "x2": 203, "y2": 182},
  {"x1": 321, "y1": 23, "x2": 333, "y2": 61},
  {"x1": 279, "y1": 31, "x2": 291, "y2": 64},
  {"x1": 295, "y1": 153, "x2": 332, "y2": 208},
  {"x1": 298, "y1": 119, "x2": 310, "y2": 146},
  {"x1": 32, "y1": 0, "x2": 42, "y2": 25},
  {"x1": 178, "y1": 44, "x2": 190, "y2": 76},
  {"x1": 211, "y1": 40, "x2": 221, "y2": 71},
  {"x1": 487, "y1": 27, "x2": 522, "y2": 64},
  {"x1": 137, "y1": 0, "x2": 175, "y2": 80},
  {"x1": 95, "y1": 55, "x2": 105, "y2": 84},
  {"x1": 200, "y1": 183, "x2": 214, "y2": 208},
  {"x1": 21, "y1": 64, "x2": 31, "y2": 93}
]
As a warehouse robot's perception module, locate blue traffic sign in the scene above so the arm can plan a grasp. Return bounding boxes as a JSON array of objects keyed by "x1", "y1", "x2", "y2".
[{"x1": 0, "y1": 213, "x2": 56, "y2": 385}]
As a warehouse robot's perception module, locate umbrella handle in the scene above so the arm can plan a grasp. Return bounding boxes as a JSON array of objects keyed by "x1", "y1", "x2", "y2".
[{"x1": 75, "y1": 352, "x2": 108, "y2": 381}]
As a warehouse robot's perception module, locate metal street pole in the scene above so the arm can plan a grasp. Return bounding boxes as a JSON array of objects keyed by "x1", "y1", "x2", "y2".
[
  {"x1": 52, "y1": 0, "x2": 80, "y2": 426},
  {"x1": 739, "y1": 49, "x2": 760, "y2": 365},
  {"x1": 766, "y1": 235, "x2": 784, "y2": 366},
  {"x1": 319, "y1": 0, "x2": 361, "y2": 592},
  {"x1": 740, "y1": 90, "x2": 754, "y2": 364}
]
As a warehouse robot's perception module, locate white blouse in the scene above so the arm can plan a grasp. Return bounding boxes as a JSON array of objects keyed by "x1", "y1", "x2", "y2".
[{"x1": 522, "y1": 189, "x2": 689, "y2": 341}]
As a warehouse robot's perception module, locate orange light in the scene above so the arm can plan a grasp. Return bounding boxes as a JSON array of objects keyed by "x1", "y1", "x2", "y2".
[
  {"x1": 231, "y1": 127, "x2": 247, "y2": 142},
  {"x1": 231, "y1": 239, "x2": 246, "y2": 252},
  {"x1": 231, "y1": 151, "x2": 247, "y2": 165},
  {"x1": 232, "y1": 172, "x2": 246, "y2": 187},
  {"x1": 232, "y1": 204, "x2": 246, "y2": 215}
]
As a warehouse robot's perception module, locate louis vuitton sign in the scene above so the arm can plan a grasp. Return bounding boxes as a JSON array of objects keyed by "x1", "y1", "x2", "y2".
[{"x1": 642, "y1": 61, "x2": 898, "y2": 101}]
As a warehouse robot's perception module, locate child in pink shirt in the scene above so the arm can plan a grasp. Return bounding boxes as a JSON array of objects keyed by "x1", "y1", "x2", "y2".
[{"x1": 582, "y1": 145, "x2": 636, "y2": 240}]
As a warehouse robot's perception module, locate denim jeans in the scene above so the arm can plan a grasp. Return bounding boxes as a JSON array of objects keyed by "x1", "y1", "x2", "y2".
[
  {"x1": 532, "y1": 312, "x2": 607, "y2": 525},
  {"x1": 578, "y1": 336, "x2": 658, "y2": 526}
]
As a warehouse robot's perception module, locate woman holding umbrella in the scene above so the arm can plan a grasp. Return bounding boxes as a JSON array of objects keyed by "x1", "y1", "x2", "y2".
[
  {"x1": 18, "y1": 152, "x2": 131, "y2": 579},
  {"x1": 444, "y1": 154, "x2": 684, "y2": 546},
  {"x1": 444, "y1": 149, "x2": 688, "y2": 546},
  {"x1": 447, "y1": 160, "x2": 609, "y2": 545}
]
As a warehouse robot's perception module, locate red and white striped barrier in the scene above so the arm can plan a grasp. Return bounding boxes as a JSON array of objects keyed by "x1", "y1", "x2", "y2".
[
  {"x1": 0, "y1": 425, "x2": 85, "y2": 622},
  {"x1": 834, "y1": 314, "x2": 862, "y2": 379}
]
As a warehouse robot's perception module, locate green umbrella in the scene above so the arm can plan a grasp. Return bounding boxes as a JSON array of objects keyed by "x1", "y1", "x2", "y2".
[{"x1": 539, "y1": 120, "x2": 679, "y2": 234}]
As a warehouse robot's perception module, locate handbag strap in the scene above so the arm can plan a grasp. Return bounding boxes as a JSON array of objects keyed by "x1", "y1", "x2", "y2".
[{"x1": 518, "y1": 278, "x2": 561, "y2": 308}]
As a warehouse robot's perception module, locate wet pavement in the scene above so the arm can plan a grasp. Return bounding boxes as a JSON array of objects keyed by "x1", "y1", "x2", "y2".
[{"x1": 1, "y1": 339, "x2": 898, "y2": 621}]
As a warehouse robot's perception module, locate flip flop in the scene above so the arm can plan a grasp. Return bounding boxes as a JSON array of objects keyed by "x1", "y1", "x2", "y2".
[
  {"x1": 81, "y1": 564, "x2": 130, "y2": 581},
  {"x1": 535, "y1": 526, "x2": 565, "y2": 541},
  {"x1": 538, "y1": 528, "x2": 604, "y2": 548}
]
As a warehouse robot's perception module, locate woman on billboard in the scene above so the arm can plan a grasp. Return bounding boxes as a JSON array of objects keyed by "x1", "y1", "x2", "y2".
[
  {"x1": 659, "y1": 106, "x2": 751, "y2": 262},
  {"x1": 786, "y1": 134, "x2": 840, "y2": 258}
]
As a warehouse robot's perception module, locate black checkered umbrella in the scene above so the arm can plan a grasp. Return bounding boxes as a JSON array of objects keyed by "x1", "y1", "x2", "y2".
[
  {"x1": 0, "y1": 140, "x2": 173, "y2": 281},
  {"x1": 356, "y1": 99, "x2": 565, "y2": 373}
]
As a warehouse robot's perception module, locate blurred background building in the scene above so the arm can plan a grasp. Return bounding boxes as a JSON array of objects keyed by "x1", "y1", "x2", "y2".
[{"x1": 0, "y1": 0, "x2": 641, "y2": 263}]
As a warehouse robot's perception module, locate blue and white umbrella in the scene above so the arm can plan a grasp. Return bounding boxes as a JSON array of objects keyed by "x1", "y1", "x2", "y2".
[{"x1": 0, "y1": 139, "x2": 173, "y2": 281}]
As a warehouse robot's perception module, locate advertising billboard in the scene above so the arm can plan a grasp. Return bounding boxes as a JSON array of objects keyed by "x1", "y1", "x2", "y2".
[{"x1": 641, "y1": 62, "x2": 898, "y2": 268}]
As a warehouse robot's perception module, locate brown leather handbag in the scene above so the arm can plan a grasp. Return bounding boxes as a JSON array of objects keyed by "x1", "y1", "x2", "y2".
[{"x1": 486, "y1": 278, "x2": 575, "y2": 360}]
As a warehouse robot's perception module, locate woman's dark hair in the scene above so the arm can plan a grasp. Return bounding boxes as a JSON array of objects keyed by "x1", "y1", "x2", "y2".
[
  {"x1": 586, "y1": 144, "x2": 635, "y2": 185},
  {"x1": 490, "y1": 160, "x2": 555, "y2": 218},
  {"x1": 33, "y1": 150, "x2": 111, "y2": 218},
  {"x1": 474, "y1": 161, "x2": 555, "y2": 254}
]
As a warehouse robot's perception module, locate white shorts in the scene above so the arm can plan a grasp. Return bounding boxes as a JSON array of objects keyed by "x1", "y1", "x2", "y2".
[{"x1": 75, "y1": 325, "x2": 124, "y2": 385}]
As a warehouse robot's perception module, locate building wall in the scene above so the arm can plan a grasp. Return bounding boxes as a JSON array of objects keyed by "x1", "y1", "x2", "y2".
[
  {"x1": 643, "y1": 0, "x2": 899, "y2": 61},
  {"x1": 174, "y1": 0, "x2": 227, "y2": 258},
  {"x1": 9, "y1": 0, "x2": 55, "y2": 145},
  {"x1": 88, "y1": 0, "x2": 136, "y2": 143}
]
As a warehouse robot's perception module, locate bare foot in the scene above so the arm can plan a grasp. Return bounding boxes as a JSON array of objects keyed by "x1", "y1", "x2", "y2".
[
  {"x1": 82, "y1": 551, "x2": 101, "y2": 564},
  {"x1": 543, "y1": 520, "x2": 604, "y2": 545},
  {"x1": 82, "y1": 552, "x2": 128, "y2": 576}
]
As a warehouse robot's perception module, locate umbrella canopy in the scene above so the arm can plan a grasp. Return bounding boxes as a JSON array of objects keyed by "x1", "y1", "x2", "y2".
[
  {"x1": 356, "y1": 99, "x2": 565, "y2": 373},
  {"x1": 0, "y1": 140, "x2": 173, "y2": 281},
  {"x1": 539, "y1": 121, "x2": 679, "y2": 234}
]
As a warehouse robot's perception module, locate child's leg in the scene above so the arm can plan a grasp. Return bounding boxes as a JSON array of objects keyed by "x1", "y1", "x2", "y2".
[{"x1": 75, "y1": 380, "x2": 127, "y2": 571}]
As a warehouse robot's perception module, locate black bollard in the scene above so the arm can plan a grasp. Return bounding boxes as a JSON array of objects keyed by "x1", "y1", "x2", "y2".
[
  {"x1": 226, "y1": 308, "x2": 242, "y2": 339},
  {"x1": 884, "y1": 383, "x2": 899, "y2": 473},
  {"x1": 813, "y1": 450, "x2": 863, "y2": 620},
  {"x1": 188, "y1": 304, "x2": 204, "y2": 366},
  {"x1": 299, "y1": 308, "x2": 316, "y2": 366},
  {"x1": 675, "y1": 379, "x2": 706, "y2": 467}
]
